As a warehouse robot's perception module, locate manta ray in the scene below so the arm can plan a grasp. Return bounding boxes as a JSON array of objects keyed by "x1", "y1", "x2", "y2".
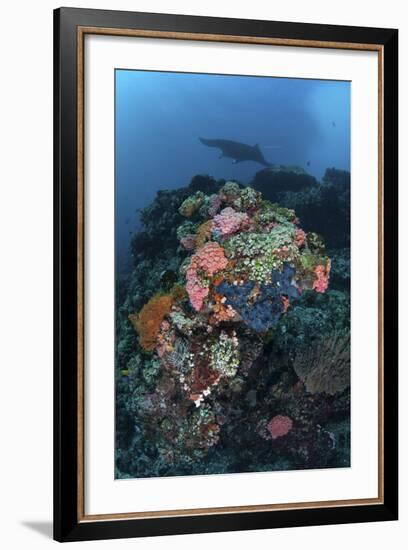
[{"x1": 199, "y1": 137, "x2": 271, "y2": 167}]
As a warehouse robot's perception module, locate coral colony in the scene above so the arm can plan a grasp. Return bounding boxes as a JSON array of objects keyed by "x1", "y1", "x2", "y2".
[{"x1": 116, "y1": 169, "x2": 351, "y2": 478}]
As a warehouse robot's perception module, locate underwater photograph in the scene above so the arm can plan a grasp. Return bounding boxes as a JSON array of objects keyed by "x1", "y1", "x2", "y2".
[{"x1": 114, "y1": 69, "x2": 351, "y2": 479}]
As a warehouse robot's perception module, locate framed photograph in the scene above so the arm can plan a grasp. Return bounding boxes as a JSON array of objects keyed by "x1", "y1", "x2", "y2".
[{"x1": 54, "y1": 7, "x2": 398, "y2": 542}]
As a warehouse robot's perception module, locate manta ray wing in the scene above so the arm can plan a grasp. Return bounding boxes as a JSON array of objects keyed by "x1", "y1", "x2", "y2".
[{"x1": 199, "y1": 137, "x2": 271, "y2": 167}]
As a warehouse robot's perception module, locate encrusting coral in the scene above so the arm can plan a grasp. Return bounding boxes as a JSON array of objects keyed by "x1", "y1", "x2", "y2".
[
  {"x1": 313, "y1": 260, "x2": 331, "y2": 293},
  {"x1": 267, "y1": 415, "x2": 294, "y2": 440},
  {"x1": 213, "y1": 207, "x2": 250, "y2": 236},
  {"x1": 185, "y1": 241, "x2": 228, "y2": 311}
]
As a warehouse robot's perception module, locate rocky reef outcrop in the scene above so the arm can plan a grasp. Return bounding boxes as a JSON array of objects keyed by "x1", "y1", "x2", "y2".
[
  {"x1": 252, "y1": 166, "x2": 350, "y2": 250},
  {"x1": 115, "y1": 167, "x2": 351, "y2": 478}
]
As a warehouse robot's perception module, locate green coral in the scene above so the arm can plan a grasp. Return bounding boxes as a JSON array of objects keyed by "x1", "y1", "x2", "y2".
[
  {"x1": 169, "y1": 310, "x2": 196, "y2": 335},
  {"x1": 224, "y1": 227, "x2": 297, "y2": 283},
  {"x1": 141, "y1": 357, "x2": 162, "y2": 386},
  {"x1": 219, "y1": 181, "x2": 241, "y2": 202},
  {"x1": 255, "y1": 202, "x2": 297, "y2": 225},
  {"x1": 176, "y1": 220, "x2": 197, "y2": 240},
  {"x1": 306, "y1": 232, "x2": 326, "y2": 253},
  {"x1": 209, "y1": 331, "x2": 240, "y2": 378},
  {"x1": 233, "y1": 186, "x2": 262, "y2": 211},
  {"x1": 179, "y1": 191, "x2": 205, "y2": 217}
]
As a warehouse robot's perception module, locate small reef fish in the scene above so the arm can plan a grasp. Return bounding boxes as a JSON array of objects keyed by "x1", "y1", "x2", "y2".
[{"x1": 199, "y1": 137, "x2": 271, "y2": 167}]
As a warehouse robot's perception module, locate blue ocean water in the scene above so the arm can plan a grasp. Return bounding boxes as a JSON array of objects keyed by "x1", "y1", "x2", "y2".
[{"x1": 115, "y1": 70, "x2": 350, "y2": 271}]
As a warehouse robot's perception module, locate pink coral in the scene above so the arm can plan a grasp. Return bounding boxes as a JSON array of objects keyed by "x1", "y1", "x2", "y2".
[
  {"x1": 193, "y1": 242, "x2": 228, "y2": 276},
  {"x1": 213, "y1": 207, "x2": 250, "y2": 236},
  {"x1": 186, "y1": 242, "x2": 228, "y2": 311},
  {"x1": 313, "y1": 260, "x2": 331, "y2": 293},
  {"x1": 186, "y1": 263, "x2": 209, "y2": 311},
  {"x1": 294, "y1": 228, "x2": 306, "y2": 248},
  {"x1": 267, "y1": 415, "x2": 293, "y2": 440},
  {"x1": 208, "y1": 194, "x2": 222, "y2": 217}
]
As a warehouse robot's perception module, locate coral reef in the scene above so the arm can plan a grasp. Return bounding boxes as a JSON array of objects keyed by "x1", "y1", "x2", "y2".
[
  {"x1": 292, "y1": 330, "x2": 350, "y2": 395},
  {"x1": 213, "y1": 207, "x2": 250, "y2": 236},
  {"x1": 252, "y1": 165, "x2": 318, "y2": 196},
  {"x1": 267, "y1": 415, "x2": 294, "y2": 440},
  {"x1": 252, "y1": 167, "x2": 350, "y2": 249},
  {"x1": 313, "y1": 260, "x2": 331, "y2": 293},
  {"x1": 115, "y1": 169, "x2": 351, "y2": 478},
  {"x1": 128, "y1": 293, "x2": 174, "y2": 351},
  {"x1": 185, "y1": 241, "x2": 228, "y2": 311},
  {"x1": 179, "y1": 191, "x2": 206, "y2": 217}
]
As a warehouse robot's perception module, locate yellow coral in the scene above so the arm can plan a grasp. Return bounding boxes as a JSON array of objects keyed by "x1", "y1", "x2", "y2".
[
  {"x1": 170, "y1": 283, "x2": 188, "y2": 303},
  {"x1": 195, "y1": 220, "x2": 213, "y2": 248},
  {"x1": 129, "y1": 294, "x2": 174, "y2": 351},
  {"x1": 209, "y1": 293, "x2": 237, "y2": 325}
]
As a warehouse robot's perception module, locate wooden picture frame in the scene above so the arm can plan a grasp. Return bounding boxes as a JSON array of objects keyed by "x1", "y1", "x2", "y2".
[{"x1": 54, "y1": 7, "x2": 398, "y2": 542}]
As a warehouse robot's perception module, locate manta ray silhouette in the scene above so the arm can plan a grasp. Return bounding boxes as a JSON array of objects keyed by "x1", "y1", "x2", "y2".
[{"x1": 199, "y1": 137, "x2": 271, "y2": 167}]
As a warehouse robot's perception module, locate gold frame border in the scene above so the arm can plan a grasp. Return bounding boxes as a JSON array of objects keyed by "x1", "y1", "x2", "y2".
[{"x1": 76, "y1": 27, "x2": 384, "y2": 523}]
